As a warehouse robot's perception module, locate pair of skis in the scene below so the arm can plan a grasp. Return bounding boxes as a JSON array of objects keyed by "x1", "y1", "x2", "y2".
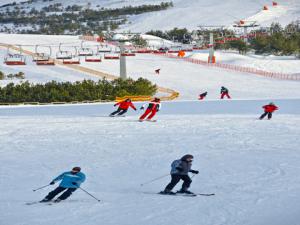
[
  {"x1": 110, "y1": 115, "x2": 157, "y2": 122},
  {"x1": 26, "y1": 201, "x2": 56, "y2": 206},
  {"x1": 139, "y1": 119, "x2": 157, "y2": 122},
  {"x1": 158, "y1": 192, "x2": 214, "y2": 197}
]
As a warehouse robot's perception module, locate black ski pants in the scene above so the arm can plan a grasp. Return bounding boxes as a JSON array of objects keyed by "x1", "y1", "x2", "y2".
[
  {"x1": 260, "y1": 112, "x2": 272, "y2": 120},
  {"x1": 45, "y1": 186, "x2": 77, "y2": 200},
  {"x1": 165, "y1": 174, "x2": 192, "y2": 191},
  {"x1": 110, "y1": 108, "x2": 128, "y2": 116}
]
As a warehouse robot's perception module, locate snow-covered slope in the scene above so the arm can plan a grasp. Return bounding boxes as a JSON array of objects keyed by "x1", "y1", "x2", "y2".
[
  {"x1": 1, "y1": 101, "x2": 300, "y2": 225},
  {"x1": 1, "y1": 34, "x2": 300, "y2": 100},
  {"x1": 1, "y1": 0, "x2": 300, "y2": 32},
  {"x1": 188, "y1": 50, "x2": 300, "y2": 74}
]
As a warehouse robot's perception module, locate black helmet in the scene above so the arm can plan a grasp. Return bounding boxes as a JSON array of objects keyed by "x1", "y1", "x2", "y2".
[
  {"x1": 72, "y1": 167, "x2": 81, "y2": 172},
  {"x1": 181, "y1": 154, "x2": 194, "y2": 161}
]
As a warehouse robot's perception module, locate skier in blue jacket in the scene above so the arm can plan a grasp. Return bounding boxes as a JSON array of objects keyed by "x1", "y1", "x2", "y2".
[{"x1": 40, "y1": 167, "x2": 86, "y2": 203}]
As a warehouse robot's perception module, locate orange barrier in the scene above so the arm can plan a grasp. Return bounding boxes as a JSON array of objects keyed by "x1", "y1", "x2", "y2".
[
  {"x1": 159, "y1": 53, "x2": 300, "y2": 81},
  {"x1": 115, "y1": 95, "x2": 152, "y2": 102}
]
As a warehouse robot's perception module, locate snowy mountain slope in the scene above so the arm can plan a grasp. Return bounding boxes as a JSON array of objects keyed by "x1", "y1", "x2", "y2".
[
  {"x1": 119, "y1": 0, "x2": 300, "y2": 31},
  {"x1": 1, "y1": 0, "x2": 299, "y2": 32},
  {"x1": 0, "y1": 101, "x2": 300, "y2": 225}
]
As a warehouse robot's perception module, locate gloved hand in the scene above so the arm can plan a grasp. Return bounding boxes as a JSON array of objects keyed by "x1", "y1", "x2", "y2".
[
  {"x1": 50, "y1": 181, "x2": 55, "y2": 185},
  {"x1": 176, "y1": 167, "x2": 183, "y2": 172},
  {"x1": 134, "y1": 109, "x2": 137, "y2": 111},
  {"x1": 140, "y1": 107, "x2": 144, "y2": 110},
  {"x1": 190, "y1": 170, "x2": 199, "y2": 174},
  {"x1": 114, "y1": 104, "x2": 117, "y2": 107},
  {"x1": 72, "y1": 182, "x2": 78, "y2": 186}
]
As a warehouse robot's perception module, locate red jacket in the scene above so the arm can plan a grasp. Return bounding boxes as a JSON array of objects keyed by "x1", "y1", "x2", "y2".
[
  {"x1": 263, "y1": 104, "x2": 278, "y2": 113},
  {"x1": 115, "y1": 101, "x2": 136, "y2": 110}
]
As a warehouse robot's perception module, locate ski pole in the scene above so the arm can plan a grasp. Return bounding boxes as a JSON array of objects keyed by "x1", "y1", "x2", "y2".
[
  {"x1": 33, "y1": 184, "x2": 51, "y2": 192},
  {"x1": 79, "y1": 187, "x2": 101, "y2": 202},
  {"x1": 191, "y1": 174, "x2": 197, "y2": 179},
  {"x1": 140, "y1": 174, "x2": 169, "y2": 186}
]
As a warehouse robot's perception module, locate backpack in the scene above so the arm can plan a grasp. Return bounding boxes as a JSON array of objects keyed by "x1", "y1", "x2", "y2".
[{"x1": 170, "y1": 159, "x2": 181, "y2": 174}]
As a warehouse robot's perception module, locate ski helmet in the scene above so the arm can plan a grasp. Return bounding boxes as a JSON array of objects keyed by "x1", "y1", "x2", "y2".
[
  {"x1": 181, "y1": 154, "x2": 194, "y2": 161},
  {"x1": 72, "y1": 167, "x2": 81, "y2": 172}
]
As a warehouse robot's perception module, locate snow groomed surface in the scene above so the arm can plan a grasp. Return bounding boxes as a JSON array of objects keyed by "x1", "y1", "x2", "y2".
[{"x1": 0, "y1": 99, "x2": 300, "y2": 225}]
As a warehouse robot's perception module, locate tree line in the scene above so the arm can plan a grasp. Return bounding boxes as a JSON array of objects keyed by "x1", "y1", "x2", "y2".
[
  {"x1": 147, "y1": 22, "x2": 300, "y2": 56},
  {"x1": 0, "y1": 78, "x2": 157, "y2": 103},
  {"x1": 0, "y1": 2, "x2": 173, "y2": 34}
]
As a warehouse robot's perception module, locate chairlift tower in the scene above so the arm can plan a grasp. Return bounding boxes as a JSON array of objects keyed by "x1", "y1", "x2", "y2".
[
  {"x1": 112, "y1": 32, "x2": 141, "y2": 79},
  {"x1": 198, "y1": 25, "x2": 226, "y2": 63}
]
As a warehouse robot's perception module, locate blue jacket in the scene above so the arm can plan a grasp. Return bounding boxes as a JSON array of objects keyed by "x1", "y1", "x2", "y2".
[{"x1": 52, "y1": 171, "x2": 86, "y2": 188}]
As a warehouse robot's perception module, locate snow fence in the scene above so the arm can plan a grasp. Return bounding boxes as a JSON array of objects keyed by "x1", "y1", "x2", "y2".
[{"x1": 159, "y1": 53, "x2": 300, "y2": 81}]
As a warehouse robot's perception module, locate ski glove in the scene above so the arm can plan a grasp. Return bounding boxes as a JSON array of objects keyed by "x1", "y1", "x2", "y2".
[
  {"x1": 72, "y1": 182, "x2": 78, "y2": 186},
  {"x1": 114, "y1": 104, "x2": 117, "y2": 107},
  {"x1": 50, "y1": 181, "x2": 55, "y2": 185},
  {"x1": 176, "y1": 167, "x2": 183, "y2": 172},
  {"x1": 140, "y1": 107, "x2": 144, "y2": 110},
  {"x1": 190, "y1": 170, "x2": 199, "y2": 174}
]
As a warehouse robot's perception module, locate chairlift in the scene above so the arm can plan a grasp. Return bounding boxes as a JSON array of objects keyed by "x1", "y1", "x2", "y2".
[
  {"x1": 121, "y1": 49, "x2": 136, "y2": 57},
  {"x1": 98, "y1": 44, "x2": 111, "y2": 53},
  {"x1": 85, "y1": 46, "x2": 102, "y2": 62},
  {"x1": 33, "y1": 45, "x2": 55, "y2": 65},
  {"x1": 56, "y1": 43, "x2": 74, "y2": 60},
  {"x1": 4, "y1": 45, "x2": 26, "y2": 65},
  {"x1": 78, "y1": 41, "x2": 94, "y2": 56},
  {"x1": 63, "y1": 47, "x2": 80, "y2": 64},
  {"x1": 104, "y1": 53, "x2": 120, "y2": 60}
]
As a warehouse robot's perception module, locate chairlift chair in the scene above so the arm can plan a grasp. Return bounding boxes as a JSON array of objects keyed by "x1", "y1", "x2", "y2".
[
  {"x1": 98, "y1": 44, "x2": 112, "y2": 53},
  {"x1": 104, "y1": 53, "x2": 120, "y2": 60},
  {"x1": 63, "y1": 55, "x2": 80, "y2": 64},
  {"x1": 85, "y1": 46, "x2": 102, "y2": 62},
  {"x1": 56, "y1": 43, "x2": 74, "y2": 59},
  {"x1": 4, "y1": 46, "x2": 26, "y2": 65},
  {"x1": 78, "y1": 41, "x2": 94, "y2": 56}
]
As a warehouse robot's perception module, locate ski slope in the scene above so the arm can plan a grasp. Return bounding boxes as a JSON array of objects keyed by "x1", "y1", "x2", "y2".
[
  {"x1": 1, "y1": 34, "x2": 300, "y2": 100},
  {"x1": 0, "y1": 100, "x2": 300, "y2": 225}
]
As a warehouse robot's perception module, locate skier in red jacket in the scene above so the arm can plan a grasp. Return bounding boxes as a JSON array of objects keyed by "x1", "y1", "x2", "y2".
[
  {"x1": 198, "y1": 91, "x2": 207, "y2": 100},
  {"x1": 139, "y1": 97, "x2": 161, "y2": 121},
  {"x1": 220, "y1": 86, "x2": 231, "y2": 99},
  {"x1": 259, "y1": 102, "x2": 278, "y2": 120},
  {"x1": 110, "y1": 98, "x2": 136, "y2": 117}
]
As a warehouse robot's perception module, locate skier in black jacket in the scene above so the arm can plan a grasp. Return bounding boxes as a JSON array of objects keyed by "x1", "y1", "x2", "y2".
[{"x1": 160, "y1": 154, "x2": 199, "y2": 195}]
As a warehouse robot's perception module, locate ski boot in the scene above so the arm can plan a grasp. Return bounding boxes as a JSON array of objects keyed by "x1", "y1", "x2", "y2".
[
  {"x1": 159, "y1": 189, "x2": 176, "y2": 195},
  {"x1": 40, "y1": 198, "x2": 51, "y2": 203},
  {"x1": 54, "y1": 198, "x2": 61, "y2": 203},
  {"x1": 177, "y1": 189, "x2": 195, "y2": 195}
]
